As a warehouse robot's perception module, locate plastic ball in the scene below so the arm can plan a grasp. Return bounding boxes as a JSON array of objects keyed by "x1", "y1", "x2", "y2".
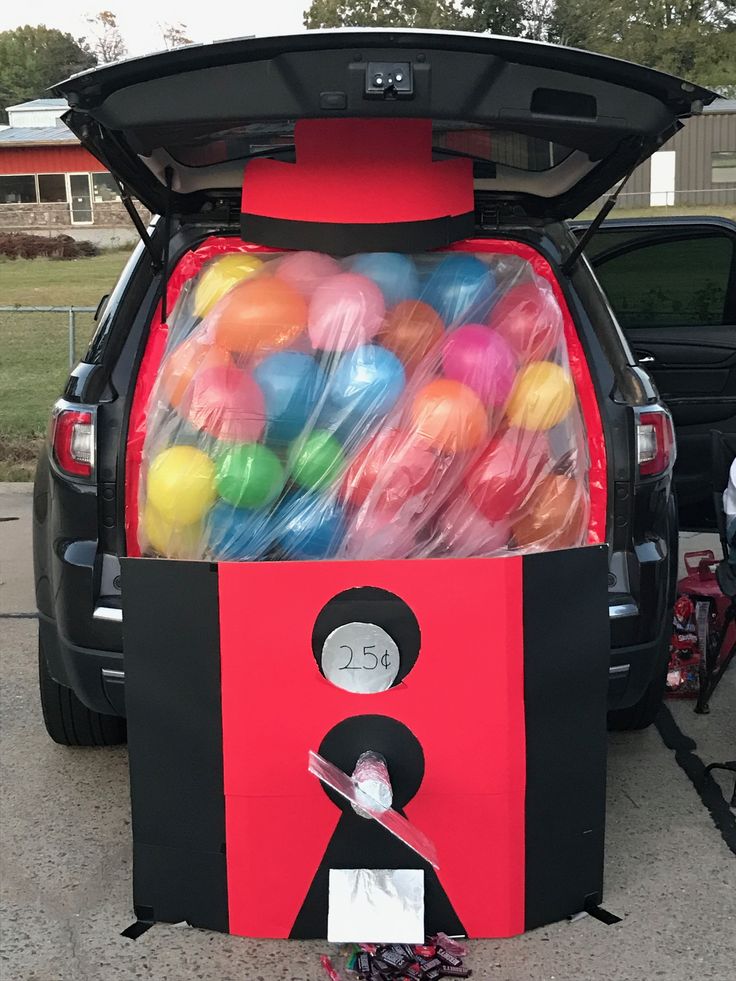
[
  {"x1": 409, "y1": 379, "x2": 488, "y2": 453},
  {"x1": 423, "y1": 254, "x2": 496, "y2": 325},
  {"x1": 206, "y1": 500, "x2": 277, "y2": 561},
  {"x1": 159, "y1": 334, "x2": 232, "y2": 409},
  {"x1": 340, "y1": 429, "x2": 436, "y2": 511},
  {"x1": 146, "y1": 445, "x2": 216, "y2": 525},
  {"x1": 488, "y1": 281, "x2": 563, "y2": 363},
  {"x1": 441, "y1": 323, "x2": 517, "y2": 406},
  {"x1": 378, "y1": 300, "x2": 444, "y2": 375},
  {"x1": 215, "y1": 442, "x2": 284, "y2": 509},
  {"x1": 182, "y1": 363, "x2": 266, "y2": 443},
  {"x1": 505, "y1": 361, "x2": 575, "y2": 431},
  {"x1": 209, "y1": 275, "x2": 307, "y2": 354},
  {"x1": 289, "y1": 430, "x2": 345, "y2": 490},
  {"x1": 327, "y1": 344, "x2": 406, "y2": 420},
  {"x1": 341, "y1": 505, "x2": 417, "y2": 561},
  {"x1": 433, "y1": 497, "x2": 511, "y2": 557},
  {"x1": 465, "y1": 428, "x2": 550, "y2": 523},
  {"x1": 512, "y1": 474, "x2": 587, "y2": 549},
  {"x1": 275, "y1": 251, "x2": 341, "y2": 298},
  {"x1": 275, "y1": 492, "x2": 346, "y2": 559},
  {"x1": 349, "y1": 253, "x2": 419, "y2": 307},
  {"x1": 142, "y1": 503, "x2": 203, "y2": 559},
  {"x1": 308, "y1": 272, "x2": 385, "y2": 351},
  {"x1": 193, "y1": 253, "x2": 264, "y2": 318},
  {"x1": 253, "y1": 351, "x2": 326, "y2": 444}
]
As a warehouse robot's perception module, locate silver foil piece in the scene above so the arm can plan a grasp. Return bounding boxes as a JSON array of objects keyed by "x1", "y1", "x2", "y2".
[
  {"x1": 308, "y1": 750, "x2": 439, "y2": 868},
  {"x1": 327, "y1": 868, "x2": 425, "y2": 943}
]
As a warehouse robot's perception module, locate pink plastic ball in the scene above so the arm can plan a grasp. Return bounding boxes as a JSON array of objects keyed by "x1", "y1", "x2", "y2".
[
  {"x1": 441, "y1": 323, "x2": 517, "y2": 406},
  {"x1": 434, "y1": 496, "x2": 511, "y2": 557},
  {"x1": 308, "y1": 272, "x2": 385, "y2": 351},
  {"x1": 275, "y1": 251, "x2": 341, "y2": 298},
  {"x1": 182, "y1": 363, "x2": 266, "y2": 443}
]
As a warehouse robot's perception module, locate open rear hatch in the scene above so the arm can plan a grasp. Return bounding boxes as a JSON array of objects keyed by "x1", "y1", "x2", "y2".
[{"x1": 53, "y1": 29, "x2": 716, "y2": 223}]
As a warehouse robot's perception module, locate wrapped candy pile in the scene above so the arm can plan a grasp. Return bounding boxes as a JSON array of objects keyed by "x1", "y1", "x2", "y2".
[{"x1": 137, "y1": 246, "x2": 591, "y2": 561}]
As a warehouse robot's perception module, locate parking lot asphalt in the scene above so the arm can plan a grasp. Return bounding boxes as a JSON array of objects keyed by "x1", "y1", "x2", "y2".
[{"x1": 1, "y1": 481, "x2": 735, "y2": 981}]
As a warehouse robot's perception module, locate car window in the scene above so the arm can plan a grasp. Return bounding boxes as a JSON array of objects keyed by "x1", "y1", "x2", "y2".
[{"x1": 592, "y1": 234, "x2": 735, "y2": 329}]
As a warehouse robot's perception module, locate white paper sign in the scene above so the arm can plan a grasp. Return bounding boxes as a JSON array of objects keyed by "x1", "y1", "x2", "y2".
[
  {"x1": 327, "y1": 868, "x2": 425, "y2": 943},
  {"x1": 321, "y1": 622, "x2": 400, "y2": 693}
]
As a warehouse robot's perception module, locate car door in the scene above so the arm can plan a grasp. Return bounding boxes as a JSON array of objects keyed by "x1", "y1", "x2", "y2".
[{"x1": 583, "y1": 217, "x2": 736, "y2": 530}]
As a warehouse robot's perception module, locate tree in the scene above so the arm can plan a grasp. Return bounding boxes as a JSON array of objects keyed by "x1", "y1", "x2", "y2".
[
  {"x1": 0, "y1": 25, "x2": 96, "y2": 123},
  {"x1": 304, "y1": 0, "x2": 472, "y2": 30},
  {"x1": 548, "y1": 0, "x2": 736, "y2": 92},
  {"x1": 85, "y1": 10, "x2": 127, "y2": 64},
  {"x1": 160, "y1": 22, "x2": 193, "y2": 50}
]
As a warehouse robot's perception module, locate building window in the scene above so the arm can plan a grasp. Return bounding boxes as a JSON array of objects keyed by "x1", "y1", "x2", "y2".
[
  {"x1": 38, "y1": 174, "x2": 67, "y2": 203},
  {"x1": 0, "y1": 175, "x2": 37, "y2": 204},
  {"x1": 92, "y1": 173, "x2": 121, "y2": 203},
  {"x1": 712, "y1": 151, "x2": 736, "y2": 184}
]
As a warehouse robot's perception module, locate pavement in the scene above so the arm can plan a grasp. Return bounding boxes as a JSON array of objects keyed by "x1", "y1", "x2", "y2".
[{"x1": 1, "y1": 481, "x2": 735, "y2": 981}]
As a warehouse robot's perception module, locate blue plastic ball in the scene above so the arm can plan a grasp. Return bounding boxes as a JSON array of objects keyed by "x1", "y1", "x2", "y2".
[
  {"x1": 350, "y1": 253, "x2": 420, "y2": 307},
  {"x1": 274, "y1": 492, "x2": 346, "y2": 560},
  {"x1": 423, "y1": 254, "x2": 497, "y2": 325},
  {"x1": 327, "y1": 344, "x2": 406, "y2": 419},
  {"x1": 253, "y1": 351, "x2": 326, "y2": 444},
  {"x1": 205, "y1": 501, "x2": 277, "y2": 561}
]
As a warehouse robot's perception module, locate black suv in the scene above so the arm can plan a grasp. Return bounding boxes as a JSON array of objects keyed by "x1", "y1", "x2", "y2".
[{"x1": 33, "y1": 30, "x2": 717, "y2": 746}]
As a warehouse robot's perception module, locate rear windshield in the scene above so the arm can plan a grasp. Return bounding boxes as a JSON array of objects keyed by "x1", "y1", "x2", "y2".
[{"x1": 167, "y1": 120, "x2": 573, "y2": 173}]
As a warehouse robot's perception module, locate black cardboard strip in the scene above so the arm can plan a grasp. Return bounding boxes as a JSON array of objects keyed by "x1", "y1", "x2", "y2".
[
  {"x1": 240, "y1": 211, "x2": 475, "y2": 254},
  {"x1": 121, "y1": 559, "x2": 229, "y2": 932},
  {"x1": 523, "y1": 546, "x2": 610, "y2": 930}
]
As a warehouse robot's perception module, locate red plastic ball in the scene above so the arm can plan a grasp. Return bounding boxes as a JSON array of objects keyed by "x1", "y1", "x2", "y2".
[
  {"x1": 464, "y1": 428, "x2": 550, "y2": 523},
  {"x1": 488, "y1": 282, "x2": 563, "y2": 363},
  {"x1": 341, "y1": 429, "x2": 437, "y2": 511}
]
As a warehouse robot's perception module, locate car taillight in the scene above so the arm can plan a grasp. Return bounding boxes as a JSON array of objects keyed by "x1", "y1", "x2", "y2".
[
  {"x1": 636, "y1": 408, "x2": 675, "y2": 477},
  {"x1": 51, "y1": 403, "x2": 95, "y2": 478}
]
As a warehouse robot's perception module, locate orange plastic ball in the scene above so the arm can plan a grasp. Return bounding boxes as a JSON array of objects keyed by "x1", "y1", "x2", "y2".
[
  {"x1": 409, "y1": 379, "x2": 488, "y2": 453},
  {"x1": 512, "y1": 473, "x2": 587, "y2": 549},
  {"x1": 159, "y1": 335, "x2": 232, "y2": 409},
  {"x1": 209, "y1": 276, "x2": 308, "y2": 354},
  {"x1": 378, "y1": 300, "x2": 445, "y2": 375}
]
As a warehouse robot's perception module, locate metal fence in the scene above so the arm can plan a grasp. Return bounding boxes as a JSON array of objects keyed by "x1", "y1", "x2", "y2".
[{"x1": 0, "y1": 305, "x2": 97, "y2": 369}]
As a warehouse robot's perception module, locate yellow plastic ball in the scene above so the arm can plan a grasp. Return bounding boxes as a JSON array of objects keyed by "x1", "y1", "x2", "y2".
[
  {"x1": 146, "y1": 445, "x2": 216, "y2": 525},
  {"x1": 142, "y1": 503, "x2": 203, "y2": 559},
  {"x1": 193, "y1": 254, "x2": 264, "y2": 318},
  {"x1": 505, "y1": 361, "x2": 575, "y2": 431}
]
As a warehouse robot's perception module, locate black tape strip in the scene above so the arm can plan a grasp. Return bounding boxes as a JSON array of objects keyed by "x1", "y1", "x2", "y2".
[
  {"x1": 655, "y1": 704, "x2": 736, "y2": 856},
  {"x1": 120, "y1": 919, "x2": 154, "y2": 940},
  {"x1": 584, "y1": 901, "x2": 622, "y2": 925},
  {"x1": 240, "y1": 212, "x2": 475, "y2": 254}
]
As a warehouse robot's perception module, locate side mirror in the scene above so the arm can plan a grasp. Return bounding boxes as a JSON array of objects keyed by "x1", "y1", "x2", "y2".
[{"x1": 94, "y1": 293, "x2": 110, "y2": 322}]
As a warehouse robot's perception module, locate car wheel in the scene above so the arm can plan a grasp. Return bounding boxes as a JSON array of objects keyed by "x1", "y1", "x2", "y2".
[{"x1": 38, "y1": 637, "x2": 126, "y2": 746}]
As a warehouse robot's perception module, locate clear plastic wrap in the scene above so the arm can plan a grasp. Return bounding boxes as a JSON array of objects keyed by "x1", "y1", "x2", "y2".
[{"x1": 134, "y1": 244, "x2": 594, "y2": 562}]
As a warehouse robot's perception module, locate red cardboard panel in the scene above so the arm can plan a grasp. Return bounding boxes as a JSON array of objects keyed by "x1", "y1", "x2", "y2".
[{"x1": 218, "y1": 555, "x2": 526, "y2": 938}]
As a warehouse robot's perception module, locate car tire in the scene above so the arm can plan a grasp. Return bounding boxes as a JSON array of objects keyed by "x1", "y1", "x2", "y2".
[{"x1": 38, "y1": 638, "x2": 126, "y2": 746}]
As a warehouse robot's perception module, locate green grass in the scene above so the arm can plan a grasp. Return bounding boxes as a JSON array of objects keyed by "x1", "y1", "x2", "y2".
[{"x1": 0, "y1": 251, "x2": 130, "y2": 479}]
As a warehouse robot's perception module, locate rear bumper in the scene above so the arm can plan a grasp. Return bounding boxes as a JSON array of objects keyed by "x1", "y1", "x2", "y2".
[
  {"x1": 39, "y1": 614, "x2": 125, "y2": 717},
  {"x1": 40, "y1": 603, "x2": 667, "y2": 719}
]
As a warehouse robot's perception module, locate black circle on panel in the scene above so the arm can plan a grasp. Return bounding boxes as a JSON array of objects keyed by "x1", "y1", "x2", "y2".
[
  {"x1": 312, "y1": 586, "x2": 421, "y2": 687},
  {"x1": 317, "y1": 715, "x2": 424, "y2": 811}
]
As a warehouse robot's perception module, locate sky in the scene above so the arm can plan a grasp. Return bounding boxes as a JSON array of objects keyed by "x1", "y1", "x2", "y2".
[{"x1": 0, "y1": 0, "x2": 308, "y2": 56}]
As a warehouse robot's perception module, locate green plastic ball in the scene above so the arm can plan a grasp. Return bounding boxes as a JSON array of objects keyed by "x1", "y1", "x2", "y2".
[
  {"x1": 289, "y1": 430, "x2": 345, "y2": 490},
  {"x1": 215, "y1": 442, "x2": 284, "y2": 509}
]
